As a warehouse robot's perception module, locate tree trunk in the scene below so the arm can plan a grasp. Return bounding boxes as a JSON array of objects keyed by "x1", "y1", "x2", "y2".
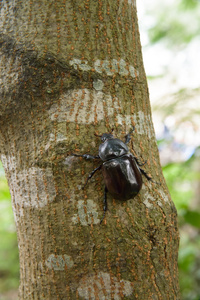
[{"x1": 0, "y1": 0, "x2": 180, "y2": 299}]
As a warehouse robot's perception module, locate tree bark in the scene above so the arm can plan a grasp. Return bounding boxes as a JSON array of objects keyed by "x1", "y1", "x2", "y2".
[{"x1": 0, "y1": 0, "x2": 180, "y2": 299}]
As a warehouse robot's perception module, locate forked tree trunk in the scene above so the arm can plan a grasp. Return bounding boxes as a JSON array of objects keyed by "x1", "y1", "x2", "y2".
[{"x1": 0, "y1": 0, "x2": 180, "y2": 299}]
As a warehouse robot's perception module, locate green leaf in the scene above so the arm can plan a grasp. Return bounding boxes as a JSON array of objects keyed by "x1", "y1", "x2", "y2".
[{"x1": 184, "y1": 210, "x2": 200, "y2": 228}]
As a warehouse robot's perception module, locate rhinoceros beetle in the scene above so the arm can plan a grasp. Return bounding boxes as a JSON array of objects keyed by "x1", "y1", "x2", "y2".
[{"x1": 72, "y1": 127, "x2": 153, "y2": 223}]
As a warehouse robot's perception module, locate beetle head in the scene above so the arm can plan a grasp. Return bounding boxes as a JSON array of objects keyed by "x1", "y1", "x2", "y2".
[
  {"x1": 100, "y1": 133, "x2": 114, "y2": 142},
  {"x1": 95, "y1": 128, "x2": 114, "y2": 142},
  {"x1": 94, "y1": 132, "x2": 114, "y2": 142}
]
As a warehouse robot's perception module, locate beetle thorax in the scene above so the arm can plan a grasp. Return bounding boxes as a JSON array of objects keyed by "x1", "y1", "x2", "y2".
[{"x1": 99, "y1": 138, "x2": 129, "y2": 161}]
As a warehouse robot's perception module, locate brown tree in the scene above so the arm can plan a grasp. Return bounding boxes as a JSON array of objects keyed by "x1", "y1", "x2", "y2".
[{"x1": 0, "y1": 0, "x2": 180, "y2": 299}]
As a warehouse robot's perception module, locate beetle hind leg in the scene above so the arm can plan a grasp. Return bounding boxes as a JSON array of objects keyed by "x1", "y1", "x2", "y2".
[
  {"x1": 139, "y1": 167, "x2": 152, "y2": 181},
  {"x1": 134, "y1": 156, "x2": 147, "y2": 167},
  {"x1": 139, "y1": 167, "x2": 158, "y2": 184},
  {"x1": 100, "y1": 186, "x2": 108, "y2": 224}
]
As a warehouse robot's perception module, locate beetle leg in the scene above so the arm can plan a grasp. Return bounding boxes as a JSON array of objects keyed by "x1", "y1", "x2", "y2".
[
  {"x1": 83, "y1": 164, "x2": 102, "y2": 189},
  {"x1": 72, "y1": 153, "x2": 100, "y2": 160},
  {"x1": 134, "y1": 157, "x2": 147, "y2": 166},
  {"x1": 139, "y1": 167, "x2": 153, "y2": 181},
  {"x1": 100, "y1": 186, "x2": 108, "y2": 224},
  {"x1": 124, "y1": 133, "x2": 132, "y2": 144},
  {"x1": 137, "y1": 160, "x2": 147, "y2": 166},
  {"x1": 139, "y1": 166, "x2": 159, "y2": 184}
]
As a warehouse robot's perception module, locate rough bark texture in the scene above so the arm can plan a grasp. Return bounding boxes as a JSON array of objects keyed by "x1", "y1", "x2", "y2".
[{"x1": 0, "y1": 0, "x2": 180, "y2": 299}]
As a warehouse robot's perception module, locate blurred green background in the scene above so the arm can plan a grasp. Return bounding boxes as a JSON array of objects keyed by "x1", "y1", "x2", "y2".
[
  {"x1": 138, "y1": 0, "x2": 200, "y2": 298},
  {"x1": 0, "y1": 162, "x2": 19, "y2": 300},
  {"x1": 0, "y1": 0, "x2": 200, "y2": 299}
]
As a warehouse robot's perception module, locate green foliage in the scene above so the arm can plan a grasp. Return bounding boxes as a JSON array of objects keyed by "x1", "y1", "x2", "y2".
[
  {"x1": 148, "y1": 0, "x2": 200, "y2": 46},
  {"x1": 163, "y1": 156, "x2": 200, "y2": 299},
  {"x1": 163, "y1": 162, "x2": 194, "y2": 211},
  {"x1": 179, "y1": 0, "x2": 199, "y2": 10},
  {"x1": 183, "y1": 210, "x2": 200, "y2": 228},
  {"x1": 178, "y1": 234, "x2": 200, "y2": 300},
  {"x1": 0, "y1": 162, "x2": 19, "y2": 293}
]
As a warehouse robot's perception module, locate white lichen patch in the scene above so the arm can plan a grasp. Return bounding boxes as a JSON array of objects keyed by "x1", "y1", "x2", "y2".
[
  {"x1": 94, "y1": 59, "x2": 138, "y2": 78},
  {"x1": 69, "y1": 58, "x2": 91, "y2": 71},
  {"x1": 72, "y1": 199, "x2": 100, "y2": 225},
  {"x1": 0, "y1": 154, "x2": 8, "y2": 170},
  {"x1": 93, "y1": 79, "x2": 104, "y2": 91},
  {"x1": 143, "y1": 190, "x2": 155, "y2": 209},
  {"x1": 119, "y1": 0, "x2": 136, "y2": 8},
  {"x1": 44, "y1": 133, "x2": 68, "y2": 152},
  {"x1": 117, "y1": 111, "x2": 154, "y2": 139},
  {"x1": 128, "y1": 0, "x2": 136, "y2": 7},
  {"x1": 6, "y1": 161, "x2": 56, "y2": 220},
  {"x1": 158, "y1": 189, "x2": 170, "y2": 203},
  {"x1": 45, "y1": 254, "x2": 74, "y2": 271},
  {"x1": 49, "y1": 132, "x2": 67, "y2": 142},
  {"x1": 0, "y1": 0, "x2": 16, "y2": 32},
  {"x1": 16, "y1": 167, "x2": 56, "y2": 208},
  {"x1": 77, "y1": 271, "x2": 133, "y2": 300},
  {"x1": 63, "y1": 156, "x2": 75, "y2": 168},
  {"x1": 49, "y1": 89, "x2": 120, "y2": 124},
  {"x1": 0, "y1": 54, "x2": 22, "y2": 95},
  {"x1": 134, "y1": 111, "x2": 153, "y2": 137},
  {"x1": 119, "y1": 0, "x2": 136, "y2": 7},
  {"x1": 69, "y1": 58, "x2": 139, "y2": 78},
  {"x1": 143, "y1": 187, "x2": 170, "y2": 208}
]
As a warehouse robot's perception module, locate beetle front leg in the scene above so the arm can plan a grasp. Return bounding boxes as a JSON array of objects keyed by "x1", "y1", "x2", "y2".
[
  {"x1": 124, "y1": 126, "x2": 135, "y2": 144},
  {"x1": 83, "y1": 164, "x2": 102, "y2": 189},
  {"x1": 72, "y1": 153, "x2": 100, "y2": 160},
  {"x1": 100, "y1": 186, "x2": 108, "y2": 224}
]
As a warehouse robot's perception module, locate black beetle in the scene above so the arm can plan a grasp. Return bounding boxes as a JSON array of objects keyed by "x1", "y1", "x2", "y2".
[{"x1": 72, "y1": 127, "x2": 153, "y2": 223}]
